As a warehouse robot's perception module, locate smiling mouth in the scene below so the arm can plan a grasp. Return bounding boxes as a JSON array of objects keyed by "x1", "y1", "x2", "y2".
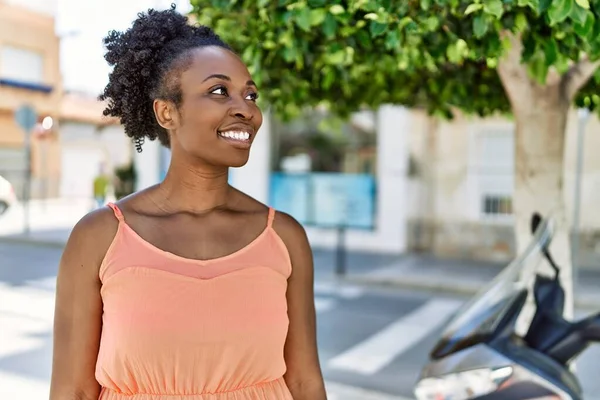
[{"x1": 217, "y1": 130, "x2": 252, "y2": 143}]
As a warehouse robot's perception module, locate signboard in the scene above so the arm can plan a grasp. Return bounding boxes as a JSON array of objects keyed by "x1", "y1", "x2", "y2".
[
  {"x1": 15, "y1": 104, "x2": 37, "y2": 142},
  {"x1": 269, "y1": 173, "x2": 310, "y2": 223},
  {"x1": 269, "y1": 172, "x2": 376, "y2": 230}
]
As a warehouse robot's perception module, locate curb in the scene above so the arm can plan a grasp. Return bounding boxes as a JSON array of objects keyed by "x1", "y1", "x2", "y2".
[
  {"x1": 343, "y1": 275, "x2": 600, "y2": 310},
  {"x1": 0, "y1": 236, "x2": 66, "y2": 249}
]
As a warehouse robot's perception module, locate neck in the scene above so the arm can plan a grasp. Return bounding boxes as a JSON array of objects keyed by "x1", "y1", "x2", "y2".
[{"x1": 156, "y1": 155, "x2": 230, "y2": 214}]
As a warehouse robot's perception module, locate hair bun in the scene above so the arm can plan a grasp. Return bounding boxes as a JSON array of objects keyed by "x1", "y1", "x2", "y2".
[{"x1": 99, "y1": 4, "x2": 229, "y2": 151}]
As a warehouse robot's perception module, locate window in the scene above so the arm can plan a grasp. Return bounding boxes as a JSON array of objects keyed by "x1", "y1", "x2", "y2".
[
  {"x1": 483, "y1": 195, "x2": 513, "y2": 216},
  {"x1": 472, "y1": 129, "x2": 515, "y2": 220},
  {"x1": 0, "y1": 46, "x2": 44, "y2": 84}
]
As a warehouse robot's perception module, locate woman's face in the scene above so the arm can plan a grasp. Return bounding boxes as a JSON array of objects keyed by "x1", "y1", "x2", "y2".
[{"x1": 164, "y1": 46, "x2": 263, "y2": 168}]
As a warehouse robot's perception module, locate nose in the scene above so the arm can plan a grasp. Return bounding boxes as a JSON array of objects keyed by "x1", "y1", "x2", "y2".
[{"x1": 229, "y1": 96, "x2": 253, "y2": 121}]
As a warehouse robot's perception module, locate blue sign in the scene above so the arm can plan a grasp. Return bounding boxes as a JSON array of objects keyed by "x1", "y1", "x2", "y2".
[
  {"x1": 15, "y1": 104, "x2": 37, "y2": 135},
  {"x1": 269, "y1": 172, "x2": 376, "y2": 230},
  {"x1": 270, "y1": 173, "x2": 310, "y2": 222}
]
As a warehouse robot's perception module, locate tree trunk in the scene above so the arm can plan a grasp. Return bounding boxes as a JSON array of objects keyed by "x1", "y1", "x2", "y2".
[
  {"x1": 512, "y1": 95, "x2": 573, "y2": 335},
  {"x1": 494, "y1": 33, "x2": 589, "y2": 333}
]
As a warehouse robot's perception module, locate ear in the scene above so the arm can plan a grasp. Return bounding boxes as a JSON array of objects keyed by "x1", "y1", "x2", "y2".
[{"x1": 153, "y1": 99, "x2": 179, "y2": 130}]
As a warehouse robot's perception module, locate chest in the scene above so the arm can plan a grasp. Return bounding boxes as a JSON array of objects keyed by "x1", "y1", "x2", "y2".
[{"x1": 128, "y1": 214, "x2": 267, "y2": 261}]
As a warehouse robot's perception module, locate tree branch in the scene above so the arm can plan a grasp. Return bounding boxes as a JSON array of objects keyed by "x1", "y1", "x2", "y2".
[
  {"x1": 497, "y1": 32, "x2": 532, "y2": 111},
  {"x1": 562, "y1": 56, "x2": 600, "y2": 101}
]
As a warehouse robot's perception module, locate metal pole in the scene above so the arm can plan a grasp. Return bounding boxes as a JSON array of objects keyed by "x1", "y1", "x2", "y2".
[
  {"x1": 335, "y1": 225, "x2": 346, "y2": 277},
  {"x1": 41, "y1": 138, "x2": 48, "y2": 211},
  {"x1": 572, "y1": 109, "x2": 590, "y2": 291},
  {"x1": 23, "y1": 143, "x2": 32, "y2": 235}
]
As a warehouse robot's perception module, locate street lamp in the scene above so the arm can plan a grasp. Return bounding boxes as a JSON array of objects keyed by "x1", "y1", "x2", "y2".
[
  {"x1": 42, "y1": 116, "x2": 53, "y2": 130},
  {"x1": 35, "y1": 115, "x2": 54, "y2": 209}
]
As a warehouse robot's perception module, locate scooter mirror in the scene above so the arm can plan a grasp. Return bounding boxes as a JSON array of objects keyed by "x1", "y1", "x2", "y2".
[
  {"x1": 531, "y1": 212, "x2": 543, "y2": 235},
  {"x1": 530, "y1": 212, "x2": 560, "y2": 278}
]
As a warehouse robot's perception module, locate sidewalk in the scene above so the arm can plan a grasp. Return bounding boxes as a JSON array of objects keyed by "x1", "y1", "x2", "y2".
[
  {"x1": 0, "y1": 198, "x2": 90, "y2": 247},
  {"x1": 343, "y1": 253, "x2": 600, "y2": 310}
]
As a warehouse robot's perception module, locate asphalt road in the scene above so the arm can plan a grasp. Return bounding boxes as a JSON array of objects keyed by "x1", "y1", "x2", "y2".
[{"x1": 1, "y1": 242, "x2": 600, "y2": 399}]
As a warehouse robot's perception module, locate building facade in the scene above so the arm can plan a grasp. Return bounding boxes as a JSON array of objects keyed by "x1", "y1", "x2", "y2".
[
  {"x1": 406, "y1": 108, "x2": 600, "y2": 268},
  {"x1": 59, "y1": 93, "x2": 130, "y2": 200},
  {"x1": 0, "y1": 1, "x2": 61, "y2": 198}
]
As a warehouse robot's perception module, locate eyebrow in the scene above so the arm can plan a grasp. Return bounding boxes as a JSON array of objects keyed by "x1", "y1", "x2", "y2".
[{"x1": 202, "y1": 74, "x2": 257, "y2": 87}]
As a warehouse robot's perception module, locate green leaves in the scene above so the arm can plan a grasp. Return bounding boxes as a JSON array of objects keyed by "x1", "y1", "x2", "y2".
[
  {"x1": 465, "y1": 4, "x2": 483, "y2": 15},
  {"x1": 191, "y1": 0, "x2": 600, "y2": 120},
  {"x1": 446, "y1": 39, "x2": 469, "y2": 63},
  {"x1": 473, "y1": 15, "x2": 489, "y2": 37},
  {"x1": 483, "y1": 0, "x2": 504, "y2": 18},
  {"x1": 548, "y1": 0, "x2": 574, "y2": 24},
  {"x1": 574, "y1": 11, "x2": 595, "y2": 37},
  {"x1": 369, "y1": 21, "x2": 388, "y2": 36},
  {"x1": 309, "y1": 9, "x2": 326, "y2": 26},
  {"x1": 322, "y1": 13, "x2": 337, "y2": 38}
]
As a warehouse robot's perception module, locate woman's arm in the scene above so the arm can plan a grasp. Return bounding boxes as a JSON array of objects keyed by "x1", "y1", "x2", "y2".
[
  {"x1": 49, "y1": 208, "x2": 117, "y2": 400},
  {"x1": 274, "y1": 212, "x2": 327, "y2": 400}
]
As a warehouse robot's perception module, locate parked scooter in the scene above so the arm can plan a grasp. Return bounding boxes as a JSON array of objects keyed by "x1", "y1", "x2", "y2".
[{"x1": 414, "y1": 213, "x2": 600, "y2": 400}]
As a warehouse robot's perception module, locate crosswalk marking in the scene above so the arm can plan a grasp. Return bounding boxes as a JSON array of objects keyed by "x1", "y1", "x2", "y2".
[
  {"x1": 315, "y1": 297, "x2": 336, "y2": 313},
  {"x1": 313, "y1": 281, "x2": 366, "y2": 313},
  {"x1": 314, "y1": 281, "x2": 365, "y2": 299},
  {"x1": 25, "y1": 276, "x2": 57, "y2": 291},
  {"x1": 0, "y1": 371, "x2": 50, "y2": 400},
  {"x1": 328, "y1": 298, "x2": 463, "y2": 375},
  {"x1": 0, "y1": 281, "x2": 55, "y2": 358}
]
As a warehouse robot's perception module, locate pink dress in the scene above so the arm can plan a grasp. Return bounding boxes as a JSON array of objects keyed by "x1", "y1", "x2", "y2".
[{"x1": 96, "y1": 203, "x2": 293, "y2": 400}]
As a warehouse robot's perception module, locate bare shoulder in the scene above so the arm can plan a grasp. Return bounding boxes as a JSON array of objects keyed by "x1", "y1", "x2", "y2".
[
  {"x1": 69, "y1": 206, "x2": 118, "y2": 245},
  {"x1": 271, "y1": 210, "x2": 312, "y2": 271},
  {"x1": 61, "y1": 205, "x2": 120, "y2": 273},
  {"x1": 272, "y1": 211, "x2": 308, "y2": 243}
]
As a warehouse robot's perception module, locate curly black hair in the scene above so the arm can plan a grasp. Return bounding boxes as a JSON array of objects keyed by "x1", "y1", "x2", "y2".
[{"x1": 99, "y1": 4, "x2": 231, "y2": 152}]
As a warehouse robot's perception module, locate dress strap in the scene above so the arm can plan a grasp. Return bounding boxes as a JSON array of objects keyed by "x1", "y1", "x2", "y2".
[
  {"x1": 107, "y1": 202, "x2": 124, "y2": 222},
  {"x1": 267, "y1": 207, "x2": 276, "y2": 228}
]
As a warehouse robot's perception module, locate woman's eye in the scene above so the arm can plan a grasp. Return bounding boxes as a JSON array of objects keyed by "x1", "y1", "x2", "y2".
[
  {"x1": 246, "y1": 92, "x2": 259, "y2": 101},
  {"x1": 211, "y1": 86, "x2": 227, "y2": 96}
]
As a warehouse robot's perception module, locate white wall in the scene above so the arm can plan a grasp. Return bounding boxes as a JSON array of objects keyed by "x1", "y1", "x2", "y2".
[
  {"x1": 60, "y1": 122, "x2": 130, "y2": 170},
  {"x1": 305, "y1": 105, "x2": 409, "y2": 253},
  {"x1": 59, "y1": 121, "x2": 131, "y2": 198}
]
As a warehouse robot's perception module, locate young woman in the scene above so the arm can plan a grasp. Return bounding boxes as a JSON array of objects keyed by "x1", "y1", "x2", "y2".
[{"x1": 50, "y1": 5, "x2": 326, "y2": 400}]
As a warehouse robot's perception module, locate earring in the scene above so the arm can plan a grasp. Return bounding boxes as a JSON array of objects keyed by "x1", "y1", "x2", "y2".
[{"x1": 134, "y1": 136, "x2": 145, "y2": 153}]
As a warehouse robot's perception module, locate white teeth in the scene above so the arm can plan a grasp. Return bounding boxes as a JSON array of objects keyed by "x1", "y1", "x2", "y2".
[{"x1": 219, "y1": 131, "x2": 250, "y2": 141}]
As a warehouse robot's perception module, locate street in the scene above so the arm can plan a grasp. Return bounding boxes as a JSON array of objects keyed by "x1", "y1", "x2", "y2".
[{"x1": 1, "y1": 242, "x2": 600, "y2": 399}]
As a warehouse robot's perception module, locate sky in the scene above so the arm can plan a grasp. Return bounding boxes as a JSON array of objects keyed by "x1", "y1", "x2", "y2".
[{"x1": 55, "y1": 0, "x2": 192, "y2": 95}]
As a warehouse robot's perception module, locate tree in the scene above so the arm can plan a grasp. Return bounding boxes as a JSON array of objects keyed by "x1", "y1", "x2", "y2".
[{"x1": 191, "y1": 0, "x2": 600, "y2": 315}]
